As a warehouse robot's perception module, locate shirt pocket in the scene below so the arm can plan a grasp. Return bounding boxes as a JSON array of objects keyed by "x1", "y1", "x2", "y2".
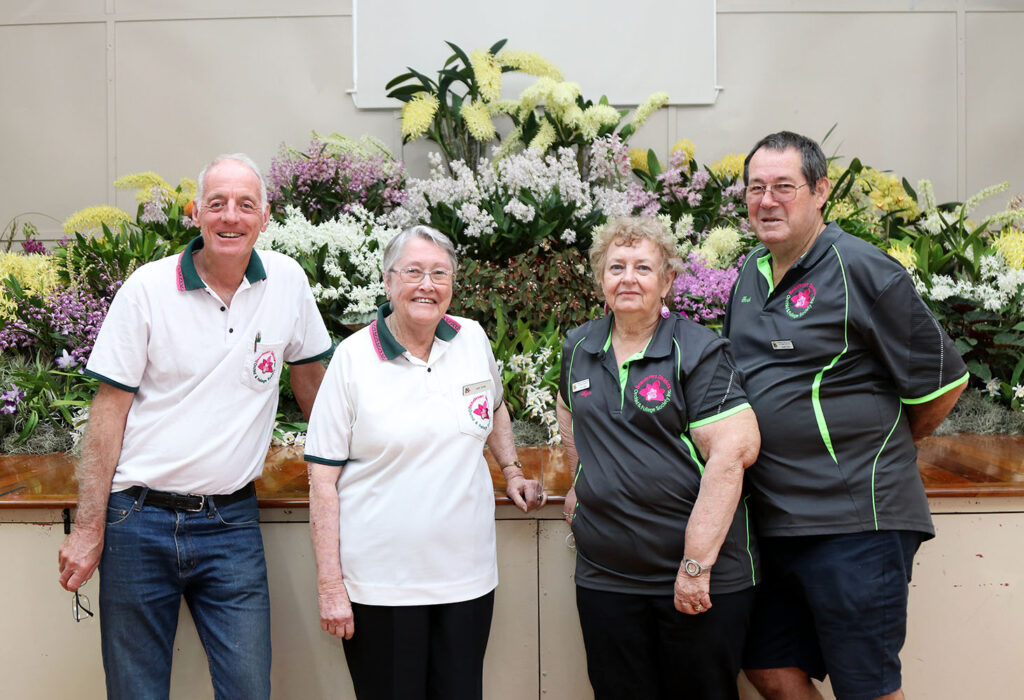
[
  {"x1": 453, "y1": 379, "x2": 494, "y2": 441},
  {"x1": 239, "y1": 340, "x2": 286, "y2": 392}
]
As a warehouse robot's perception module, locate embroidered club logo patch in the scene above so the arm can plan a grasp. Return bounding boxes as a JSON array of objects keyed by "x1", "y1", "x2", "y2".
[
  {"x1": 252, "y1": 350, "x2": 277, "y2": 384},
  {"x1": 634, "y1": 374, "x2": 671, "y2": 413},
  {"x1": 469, "y1": 395, "x2": 490, "y2": 429},
  {"x1": 785, "y1": 282, "x2": 817, "y2": 319}
]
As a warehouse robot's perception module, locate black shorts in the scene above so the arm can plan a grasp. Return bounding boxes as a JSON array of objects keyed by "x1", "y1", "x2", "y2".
[{"x1": 743, "y1": 530, "x2": 922, "y2": 700}]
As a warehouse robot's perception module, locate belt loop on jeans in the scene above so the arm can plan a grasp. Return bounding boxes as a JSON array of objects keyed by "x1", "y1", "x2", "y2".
[{"x1": 134, "y1": 486, "x2": 149, "y2": 511}]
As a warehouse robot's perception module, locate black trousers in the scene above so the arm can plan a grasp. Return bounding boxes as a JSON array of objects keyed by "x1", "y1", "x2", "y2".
[
  {"x1": 576, "y1": 585, "x2": 755, "y2": 700},
  {"x1": 342, "y1": 590, "x2": 495, "y2": 700}
]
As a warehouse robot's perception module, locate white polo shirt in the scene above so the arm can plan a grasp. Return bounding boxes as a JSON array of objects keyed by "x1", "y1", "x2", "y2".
[
  {"x1": 304, "y1": 303, "x2": 502, "y2": 606},
  {"x1": 85, "y1": 236, "x2": 332, "y2": 495}
]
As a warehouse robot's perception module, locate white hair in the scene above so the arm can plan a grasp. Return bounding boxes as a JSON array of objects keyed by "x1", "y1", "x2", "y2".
[
  {"x1": 382, "y1": 225, "x2": 459, "y2": 276},
  {"x1": 195, "y1": 153, "x2": 268, "y2": 208}
]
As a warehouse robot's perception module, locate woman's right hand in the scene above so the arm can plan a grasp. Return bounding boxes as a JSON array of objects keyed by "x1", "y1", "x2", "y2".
[
  {"x1": 318, "y1": 578, "x2": 355, "y2": 640},
  {"x1": 563, "y1": 486, "x2": 577, "y2": 525}
]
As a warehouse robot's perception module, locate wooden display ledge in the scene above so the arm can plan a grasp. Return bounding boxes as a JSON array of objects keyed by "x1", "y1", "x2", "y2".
[{"x1": 1, "y1": 434, "x2": 1023, "y2": 509}]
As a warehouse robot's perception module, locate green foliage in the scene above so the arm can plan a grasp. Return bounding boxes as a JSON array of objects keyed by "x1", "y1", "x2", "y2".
[
  {"x1": 452, "y1": 246, "x2": 600, "y2": 340},
  {"x1": 387, "y1": 39, "x2": 512, "y2": 171},
  {"x1": 489, "y1": 308, "x2": 562, "y2": 437},
  {"x1": 52, "y1": 226, "x2": 175, "y2": 294},
  {"x1": 0, "y1": 352, "x2": 96, "y2": 447}
]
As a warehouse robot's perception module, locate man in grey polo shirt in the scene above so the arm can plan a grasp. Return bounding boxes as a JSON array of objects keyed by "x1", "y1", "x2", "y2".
[
  {"x1": 724, "y1": 131, "x2": 967, "y2": 700},
  {"x1": 57, "y1": 153, "x2": 331, "y2": 698}
]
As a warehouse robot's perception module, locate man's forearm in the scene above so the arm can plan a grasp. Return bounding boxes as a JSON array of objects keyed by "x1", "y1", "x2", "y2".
[
  {"x1": 74, "y1": 384, "x2": 134, "y2": 531},
  {"x1": 290, "y1": 361, "x2": 327, "y2": 420}
]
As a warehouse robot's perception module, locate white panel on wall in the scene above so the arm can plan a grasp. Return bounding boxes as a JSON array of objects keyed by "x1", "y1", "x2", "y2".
[
  {"x1": 353, "y1": 0, "x2": 717, "y2": 108},
  {"x1": 965, "y1": 12, "x2": 1024, "y2": 206},
  {"x1": 672, "y1": 11, "x2": 959, "y2": 200},
  {"x1": 0, "y1": 23, "x2": 108, "y2": 240}
]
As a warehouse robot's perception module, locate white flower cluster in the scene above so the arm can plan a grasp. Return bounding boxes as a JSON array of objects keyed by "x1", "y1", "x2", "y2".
[
  {"x1": 915, "y1": 181, "x2": 1011, "y2": 236},
  {"x1": 68, "y1": 405, "x2": 90, "y2": 451},
  {"x1": 258, "y1": 205, "x2": 400, "y2": 316},
  {"x1": 502, "y1": 345, "x2": 560, "y2": 444},
  {"x1": 398, "y1": 148, "x2": 603, "y2": 242},
  {"x1": 271, "y1": 429, "x2": 306, "y2": 447},
  {"x1": 923, "y1": 253, "x2": 1024, "y2": 313}
]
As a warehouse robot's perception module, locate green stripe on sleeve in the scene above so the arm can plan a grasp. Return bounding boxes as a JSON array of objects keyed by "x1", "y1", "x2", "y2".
[
  {"x1": 290, "y1": 345, "x2": 334, "y2": 365},
  {"x1": 303, "y1": 454, "x2": 349, "y2": 467},
  {"x1": 688, "y1": 403, "x2": 752, "y2": 430},
  {"x1": 83, "y1": 369, "x2": 139, "y2": 393},
  {"x1": 900, "y1": 371, "x2": 970, "y2": 404}
]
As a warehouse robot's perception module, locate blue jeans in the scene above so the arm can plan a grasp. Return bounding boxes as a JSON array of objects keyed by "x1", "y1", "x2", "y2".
[{"x1": 99, "y1": 489, "x2": 271, "y2": 700}]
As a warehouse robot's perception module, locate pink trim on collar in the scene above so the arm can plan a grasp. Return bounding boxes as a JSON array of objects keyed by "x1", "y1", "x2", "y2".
[
  {"x1": 368, "y1": 320, "x2": 387, "y2": 361},
  {"x1": 442, "y1": 315, "x2": 461, "y2": 333},
  {"x1": 175, "y1": 251, "x2": 186, "y2": 291}
]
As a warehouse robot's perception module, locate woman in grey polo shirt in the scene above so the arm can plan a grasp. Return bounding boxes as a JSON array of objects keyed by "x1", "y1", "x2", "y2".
[{"x1": 557, "y1": 216, "x2": 761, "y2": 700}]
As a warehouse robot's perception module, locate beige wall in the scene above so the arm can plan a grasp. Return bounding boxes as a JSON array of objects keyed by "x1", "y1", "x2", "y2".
[
  {"x1": 2, "y1": 1, "x2": 1022, "y2": 243},
  {"x1": 1, "y1": 500, "x2": 1021, "y2": 698}
]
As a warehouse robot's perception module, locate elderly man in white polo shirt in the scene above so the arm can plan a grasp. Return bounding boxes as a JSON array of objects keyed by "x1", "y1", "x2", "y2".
[{"x1": 57, "y1": 153, "x2": 332, "y2": 699}]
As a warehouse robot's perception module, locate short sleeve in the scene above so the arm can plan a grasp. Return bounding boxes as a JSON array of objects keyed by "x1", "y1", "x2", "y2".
[
  {"x1": 860, "y1": 273, "x2": 968, "y2": 402},
  {"x1": 558, "y1": 332, "x2": 585, "y2": 412},
  {"x1": 683, "y1": 337, "x2": 751, "y2": 430},
  {"x1": 282, "y1": 260, "x2": 332, "y2": 365},
  {"x1": 303, "y1": 345, "x2": 354, "y2": 466},
  {"x1": 84, "y1": 274, "x2": 150, "y2": 392}
]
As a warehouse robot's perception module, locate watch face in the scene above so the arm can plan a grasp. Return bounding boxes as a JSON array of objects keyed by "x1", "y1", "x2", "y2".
[{"x1": 685, "y1": 560, "x2": 700, "y2": 576}]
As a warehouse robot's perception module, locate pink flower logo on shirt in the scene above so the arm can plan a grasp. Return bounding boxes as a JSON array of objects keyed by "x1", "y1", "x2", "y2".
[
  {"x1": 474, "y1": 399, "x2": 490, "y2": 421},
  {"x1": 468, "y1": 395, "x2": 491, "y2": 430},
  {"x1": 785, "y1": 282, "x2": 817, "y2": 319},
  {"x1": 633, "y1": 374, "x2": 672, "y2": 413},
  {"x1": 252, "y1": 350, "x2": 277, "y2": 384}
]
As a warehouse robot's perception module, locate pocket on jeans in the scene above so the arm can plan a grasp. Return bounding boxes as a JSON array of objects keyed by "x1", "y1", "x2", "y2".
[
  {"x1": 105, "y1": 491, "x2": 136, "y2": 527},
  {"x1": 213, "y1": 496, "x2": 260, "y2": 526}
]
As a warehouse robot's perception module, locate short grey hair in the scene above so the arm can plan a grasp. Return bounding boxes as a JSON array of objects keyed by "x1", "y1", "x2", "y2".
[
  {"x1": 382, "y1": 225, "x2": 459, "y2": 278},
  {"x1": 195, "y1": 153, "x2": 268, "y2": 208}
]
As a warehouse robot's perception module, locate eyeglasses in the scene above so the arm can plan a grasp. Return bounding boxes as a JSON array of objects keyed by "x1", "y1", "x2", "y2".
[
  {"x1": 390, "y1": 267, "x2": 453, "y2": 285},
  {"x1": 744, "y1": 182, "x2": 808, "y2": 203},
  {"x1": 72, "y1": 590, "x2": 94, "y2": 622}
]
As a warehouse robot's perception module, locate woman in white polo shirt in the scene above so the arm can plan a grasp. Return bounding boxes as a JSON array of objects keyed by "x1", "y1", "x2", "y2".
[{"x1": 305, "y1": 225, "x2": 545, "y2": 700}]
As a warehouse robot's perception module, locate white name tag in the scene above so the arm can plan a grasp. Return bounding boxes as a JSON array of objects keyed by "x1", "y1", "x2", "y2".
[
  {"x1": 771, "y1": 340, "x2": 795, "y2": 350},
  {"x1": 463, "y1": 380, "x2": 490, "y2": 396},
  {"x1": 571, "y1": 379, "x2": 591, "y2": 393}
]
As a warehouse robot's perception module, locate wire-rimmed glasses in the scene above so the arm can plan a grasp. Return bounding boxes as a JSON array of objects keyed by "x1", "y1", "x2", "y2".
[{"x1": 72, "y1": 589, "x2": 94, "y2": 622}]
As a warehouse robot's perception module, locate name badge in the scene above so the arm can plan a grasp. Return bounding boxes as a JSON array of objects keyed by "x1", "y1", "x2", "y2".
[
  {"x1": 463, "y1": 380, "x2": 490, "y2": 396},
  {"x1": 571, "y1": 379, "x2": 591, "y2": 393},
  {"x1": 771, "y1": 340, "x2": 795, "y2": 350}
]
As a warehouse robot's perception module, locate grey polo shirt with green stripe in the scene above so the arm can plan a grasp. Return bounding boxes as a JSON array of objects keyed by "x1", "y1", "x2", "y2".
[
  {"x1": 559, "y1": 313, "x2": 758, "y2": 596},
  {"x1": 724, "y1": 222, "x2": 968, "y2": 539}
]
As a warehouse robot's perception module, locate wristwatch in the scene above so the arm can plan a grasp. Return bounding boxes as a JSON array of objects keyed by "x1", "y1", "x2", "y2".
[{"x1": 683, "y1": 557, "x2": 712, "y2": 577}]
